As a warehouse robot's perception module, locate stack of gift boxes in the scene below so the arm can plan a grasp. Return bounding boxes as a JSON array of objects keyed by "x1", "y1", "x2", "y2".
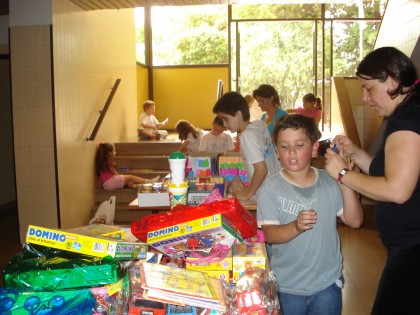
[{"x1": 0, "y1": 152, "x2": 273, "y2": 314}]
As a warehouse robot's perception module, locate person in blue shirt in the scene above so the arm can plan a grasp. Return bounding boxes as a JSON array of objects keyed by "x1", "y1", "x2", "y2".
[{"x1": 253, "y1": 84, "x2": 287, "y2": 136}]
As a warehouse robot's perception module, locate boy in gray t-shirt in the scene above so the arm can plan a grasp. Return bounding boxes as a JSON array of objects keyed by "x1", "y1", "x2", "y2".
[{"x1": 257, "y1": 114, "x2": 363, "y2": 315}]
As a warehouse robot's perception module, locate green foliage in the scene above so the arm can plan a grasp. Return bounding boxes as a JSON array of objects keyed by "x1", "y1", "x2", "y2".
[{"x1": 136, "y1": 1, "x2": 386, "y2": 108}]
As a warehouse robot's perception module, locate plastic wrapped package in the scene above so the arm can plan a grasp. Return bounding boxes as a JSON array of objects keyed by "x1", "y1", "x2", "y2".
[
  {"x1": 226, "y1": 267, "x2": 281, "y2": 315},
  {"x1": 131, "y1": 198, "x2": 258, "y2": 242},
  {"x1": 3, "y1": 243, "x2": 125, "y2": 291},
  {"x1": 0, "y1": 287, "x2": 96, "y2": 315}
]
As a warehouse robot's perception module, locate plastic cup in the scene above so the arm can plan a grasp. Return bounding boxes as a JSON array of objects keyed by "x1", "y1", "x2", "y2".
[
  {"x1": 168, "y1": 157, "x2": 187, "y2": 185},
  {"x1": 168, "y1": 186, "x2": 188, "y2": 208}
]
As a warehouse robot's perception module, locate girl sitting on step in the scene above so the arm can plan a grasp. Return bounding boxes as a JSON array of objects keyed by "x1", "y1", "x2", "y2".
[{"x1": 95, "y1": 142, "x2": 160, "y2": 190}]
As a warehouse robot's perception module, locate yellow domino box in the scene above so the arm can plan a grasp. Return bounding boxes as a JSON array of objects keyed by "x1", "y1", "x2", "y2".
[
  {"x1": 185, "y1": 247, "x2": 233, "y2": 271},
  {"x1": 147, "y1": 213, "x2": 242, "y2": 256},
  {"x1": 26, "y1": 225, "x2": 148, "y2": 260},
  {"x1": 65, "y1": 224, "x2": 126, "y2": 240},
  {"x1": 232, "y1": 242, "x2": 267, "y2": 282},
  {"x1": 202, "y1": 270, "x2": 230, "y2": 282}
]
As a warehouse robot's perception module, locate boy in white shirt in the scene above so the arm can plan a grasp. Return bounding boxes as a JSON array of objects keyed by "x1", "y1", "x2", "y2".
[
  {"x1": 212, "y1": 92, "x2": 280, "y2": 201},
  {"x1": 199, "y1": 116, "x2": 235, "y2": 154},
  {"x1": 138, "y1": 100, "x2": 168, "y2": 140}
]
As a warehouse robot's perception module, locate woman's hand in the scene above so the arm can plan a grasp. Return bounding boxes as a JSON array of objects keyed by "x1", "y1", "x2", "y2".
[{"x1": 324, "y1": 144, "x2": 350, "y2": 180}]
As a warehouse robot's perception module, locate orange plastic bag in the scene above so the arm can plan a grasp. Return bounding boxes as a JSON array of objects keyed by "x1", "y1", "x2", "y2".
[{"x1": 131, "y1": 198, "x2": 258, "y2": 242}]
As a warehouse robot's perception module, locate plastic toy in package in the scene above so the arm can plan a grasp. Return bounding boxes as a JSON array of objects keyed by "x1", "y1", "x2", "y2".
[
  {"x1": 131, "y1": 197, "x2": 258, "y2": 242},
  {"x1": 0, "y1": 287, "x2": 96, "y2": 315},
  {"x1": 226, "y1": 267, "x2": 281, "y2": 315},
  {"x1": 3, "y1": 243, "x2": 125, "y2": 291}
]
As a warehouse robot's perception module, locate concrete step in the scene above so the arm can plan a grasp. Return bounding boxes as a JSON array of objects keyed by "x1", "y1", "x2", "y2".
[
  {"x1": 95, "y1": 188, "x2": 138, "y2": 204},
  {"x1": 115, "y1": 155, "x2": 170, "y2": 170},
  {"x1": 114, "y1": 141, "x2": 181, "y2": 156}
]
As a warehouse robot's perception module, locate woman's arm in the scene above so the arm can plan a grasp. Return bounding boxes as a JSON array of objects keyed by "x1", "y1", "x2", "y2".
[{"x1": 329, "y1": 131, "x2": 420, "y2": 203}]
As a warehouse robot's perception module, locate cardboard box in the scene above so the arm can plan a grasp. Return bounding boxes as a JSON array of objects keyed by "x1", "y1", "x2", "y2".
[
  {"x1": 26, "y1": 225, "x2": 148, "y2": 260},
  {"x1": 138, "y1": 192, "x2": 170, "y2": 207},
  {"x1": 232, "y1": 242, "x2": 267, "y2": 282},
  {"x1": 65, "y1": 224, "x2": 126, "y2": 240},
  {"x1": 202, "y1": 270, "x2": 230, "y2": 281},
  {"x1": 185, "y1": 247, "x2": 233, "y2": 271},
  {"x1": 147, "y1": 213, "x2": 243, "y2": 256}
]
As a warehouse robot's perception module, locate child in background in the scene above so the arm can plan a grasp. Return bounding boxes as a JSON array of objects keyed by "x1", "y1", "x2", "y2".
[
  {"x1": 212, "y1": 92, "x2": 280, "y2": 201},
  {"x1": 175, "y1": 120, "x2": 203, "y2": 154},
  {"x1": 257, "y1": 114, "x2": 363, "y2": 315},
  {"x1": 95, "y1": 142, "x2": 160, "y2": 190},
  {"x1": 199, "y1": 116, "x2": 235, "y2": 154},
  {"x1": 138, "y1": 100, "x2": 168, "y2": 140},
  {"x1": 287, "y1": 93, "x2": 323, "y2": 124}
]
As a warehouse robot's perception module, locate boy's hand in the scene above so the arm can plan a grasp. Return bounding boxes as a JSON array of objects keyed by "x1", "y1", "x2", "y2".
[
  {"x1": 161, "y1": 118, "x2": 169, "y2": 126},
  {"x1": 295, "y1": 210, "x2": 317, "y2": 233}
]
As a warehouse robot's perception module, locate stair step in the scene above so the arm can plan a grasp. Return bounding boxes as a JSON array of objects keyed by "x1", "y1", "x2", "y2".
[
  {"x1": 114, "y1": 141, "x2": 181, "y2": 156},
  {"x1": 115, "y1": 155, "x2": 170, "y2": 170},
  {"x1": 95, "y1": 188, "x2": 138, "y2": 204}
]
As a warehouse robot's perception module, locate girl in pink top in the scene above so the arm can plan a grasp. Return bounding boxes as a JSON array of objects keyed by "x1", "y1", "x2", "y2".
[
  {"x1": 288, "y1": 93, "x2": 323, "y2": 124},
  {"x1": 95, "y1": 142, "x2": 160, "y2": 190}
]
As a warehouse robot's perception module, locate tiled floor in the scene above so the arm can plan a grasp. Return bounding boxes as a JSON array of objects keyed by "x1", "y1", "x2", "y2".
[{"x1": 0, "y1": 204, "x2": 385, "y2": 314}]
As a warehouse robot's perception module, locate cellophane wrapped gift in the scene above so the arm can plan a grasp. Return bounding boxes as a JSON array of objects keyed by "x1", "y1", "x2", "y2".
[
  {"x1": 131, "y1": 197, "x2": 258, "y2": 242},
  {"x1": 3, "y1": 243, "x2": 125, "y2": 291}
]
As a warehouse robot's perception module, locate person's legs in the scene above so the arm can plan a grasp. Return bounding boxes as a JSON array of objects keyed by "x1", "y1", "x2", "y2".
[
  {"x1": 278, "y1": 292, "x2": 308, "y2": 315},
  {"x1": 308, "y1": 278, "x2": 342, "y2": 315},
  {"x1": 103, "y1": 175, "x2": 125, "y2": 190},
  {"x1": 124, "y1": 174, "x2": 161, "y2": 187},
  {"x1": 371, "y1": 245, "x2": 420, "y2": 315}
]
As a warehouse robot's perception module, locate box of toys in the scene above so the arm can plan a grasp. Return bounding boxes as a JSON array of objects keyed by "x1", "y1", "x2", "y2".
[
  {"x1": 146, "y1": 213, "x2": 242, "y2": 256},
  {"x1": 232, "y1": 242, "x2": 267, "y2": 282},
  {"x1": 185, "y1": 247, "x2": 233, "y2": 271},
  {"x1": 26, "y1": 225, "x2": 148, "y2": 260}
]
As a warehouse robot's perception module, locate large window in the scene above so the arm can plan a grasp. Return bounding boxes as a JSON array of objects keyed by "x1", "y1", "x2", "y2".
[
  {"x1": 146, "y1": 5, "x2": 228, "y2": 66},
  {"x1": 135, "y1": 1, "x2": 387, "y2": 129}
]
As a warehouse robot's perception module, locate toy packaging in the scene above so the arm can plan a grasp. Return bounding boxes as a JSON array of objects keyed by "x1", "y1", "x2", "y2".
[
  {"x1": 185, "y1": 246, "x2": 233, "y2": 271},
  {"x1": 131, "y1": 198, "x2": 258, "y2": 243},
  {"x1": 0, "y1": 287, "x2": 96, "y2": 315},
  {"x1": 26, "y1": 225, "x2": 148, "y2": 260},
  {"x1": 146, "y1": 213, "x2": 242, "y2": 256},
  {"x1": 3, "y1": 243, "x2": 125, "y2": 291},
  {"x1": 232, "y1": 242, "x2": 267, "y2": 282}
]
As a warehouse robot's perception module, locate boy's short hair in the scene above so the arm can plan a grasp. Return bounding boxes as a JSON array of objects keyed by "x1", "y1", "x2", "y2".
[
  {"x1": 212, "y1": 92, "x2": 250, "y2": 121},
  {"x1": 273, "y1": 114, "x2": 321, "y2": 144},
  {"x1": 143, "y1": 100, "x2": 155, "y2": 111},
  {"x1": 213, "y1": 116, "x2": 224, "y2": 127}
]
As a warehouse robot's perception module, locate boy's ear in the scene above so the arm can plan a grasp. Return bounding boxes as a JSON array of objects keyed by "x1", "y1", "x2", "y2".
[{"x1": 313, "y1": 140, "x2": 320, "y2": 155}]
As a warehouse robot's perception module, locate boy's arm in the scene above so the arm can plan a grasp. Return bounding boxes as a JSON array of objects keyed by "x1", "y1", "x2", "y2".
[
  {"x1": 338, "y1": 184, "x2": 363, "y2": 228},
  {"x1": 234, "y1": 161, "x2": 267, "y2": 200},
  {"x1": 262, "y1": 210, "x2": 317, "y2": 244}
]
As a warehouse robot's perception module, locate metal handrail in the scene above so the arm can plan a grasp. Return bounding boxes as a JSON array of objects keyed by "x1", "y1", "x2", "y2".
[{"x1": 86, "y1": 78, "x2": 121, "y2": 141}]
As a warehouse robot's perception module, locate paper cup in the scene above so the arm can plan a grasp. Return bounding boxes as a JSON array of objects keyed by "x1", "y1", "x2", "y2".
[
  {"x1": 169, "y1": 158, "x2": 187, "y2": 184},
  {"x1": 168, "y1": 186, "x2": 188, "y2": 208}
]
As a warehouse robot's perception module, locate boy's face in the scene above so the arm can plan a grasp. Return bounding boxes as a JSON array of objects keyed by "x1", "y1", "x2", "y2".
[
  {"x1": 146, "y1": 105, "x2": 155, "y2": 115},
  {"x1": 217, "y1": 111, "x2": 243, "y2": 133},
  {"x1": 276, "y1": 128, "x2": 318, "y2": 171}
]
